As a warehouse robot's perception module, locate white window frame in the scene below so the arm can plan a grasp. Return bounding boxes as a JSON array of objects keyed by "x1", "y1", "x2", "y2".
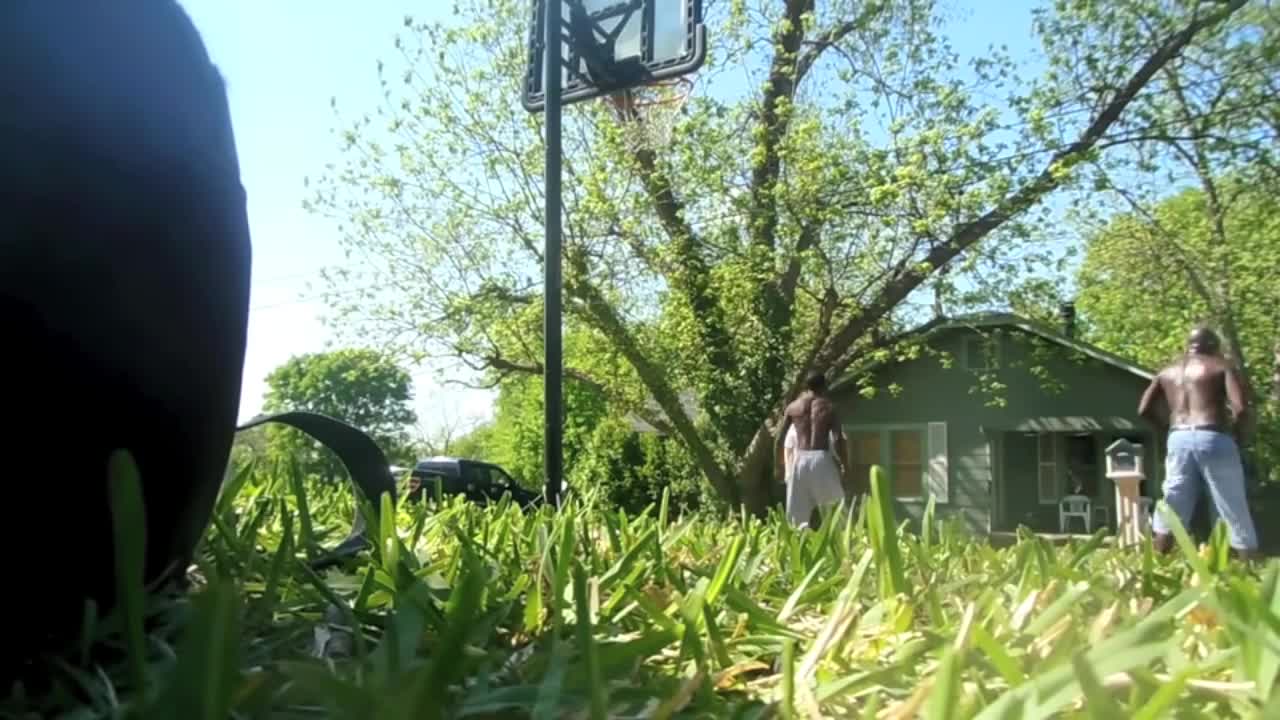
[{"x1": 1037, "y1": 432, "x2": 1059, "y2": 505}]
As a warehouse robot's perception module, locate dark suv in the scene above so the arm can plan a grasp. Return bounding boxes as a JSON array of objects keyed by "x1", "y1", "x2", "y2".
[{"x1": 405, "y1": 457, "x2": 541, "y2": 508}]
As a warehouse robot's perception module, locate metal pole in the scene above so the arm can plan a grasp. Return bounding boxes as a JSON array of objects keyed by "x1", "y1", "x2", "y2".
[{"x1": 543, "y1": 0, "x2": 564, "y2": 507}]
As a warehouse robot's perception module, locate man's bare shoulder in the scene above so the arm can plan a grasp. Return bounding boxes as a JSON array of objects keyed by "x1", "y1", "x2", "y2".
[
  {"x1": 784, "y1": 397, "x2": 807, "y2": 416},
  {"x1": 1155, "y1": 364, "x2": 1184, "y2": 386}
]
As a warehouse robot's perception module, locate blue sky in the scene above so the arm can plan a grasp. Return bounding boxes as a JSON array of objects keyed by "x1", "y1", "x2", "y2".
[
  {"x1": 180, "y1": 0, "x2": 1045, "y2": 439},
  {"x1": 180, "y1": 0, "x2": 495, "y2": 439}
]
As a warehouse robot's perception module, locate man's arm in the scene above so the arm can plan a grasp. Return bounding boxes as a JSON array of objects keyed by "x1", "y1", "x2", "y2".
[
  {"x1": 1137, "y1": 376, "x2": 1167, "y2": 430},
  {"x1": 783, "y1": 425, "x2": 795, "y2": 472},
  {"x1": 776, "y1": 414, "x2": 793, "y2": 481},
  {"x1": 1225, "y1": 365, "x2": 1251, "y2": 441}
]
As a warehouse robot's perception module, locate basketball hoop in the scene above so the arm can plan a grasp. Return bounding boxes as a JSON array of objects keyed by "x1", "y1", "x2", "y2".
[
  {"x1": 606, "y1": 76, "x2": 695, "y2": 149},
  {"x1": 522, "y1": 0, "x2": 707, "y2": 113}
]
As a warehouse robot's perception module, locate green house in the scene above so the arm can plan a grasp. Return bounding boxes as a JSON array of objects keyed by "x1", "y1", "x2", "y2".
[{"x1": 831, "y1": 308, "x2": 1163, "y2": 536}]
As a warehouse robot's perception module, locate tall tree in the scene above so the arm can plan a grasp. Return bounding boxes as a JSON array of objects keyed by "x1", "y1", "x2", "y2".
[
  {"x1": 1076, "y1": 181, "x2": 1280, "y2": 459},
  {"x1": 308, "y1": 0, "x2": 1252, "y2": 511},
  {"x1": 262, "y1": 349, "x2": 417, "y2": 481},
  {"x1": 1076, "y1": 0, "x2": 1279, "y2": 409}
]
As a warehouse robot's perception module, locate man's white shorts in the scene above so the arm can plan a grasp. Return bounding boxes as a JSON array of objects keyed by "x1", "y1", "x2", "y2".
[{"x1": 786, "y1": 449, "x2": 844, "y2": 528}]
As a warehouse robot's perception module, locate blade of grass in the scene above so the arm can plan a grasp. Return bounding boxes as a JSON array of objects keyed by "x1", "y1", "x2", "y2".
[
  {"x1": 970, "y1": 624, "x2": 1025, "y2": 687},
  {"x1": 1130, "y1": 666, "x2": 1194, "y2": 720},
  {"x1": 779, "y1": 638, "x2": 796, "y2": 720},
  {"x1": 1156, "y1": 501, "x2": 1210, "y2": 579},
  {"x1": 925, "y1": 648, "x2": 963, "y2": 720},
  {"x1": 286, "y1": 459, "x2": 316, "y2": 559},
  {"x1": 1070, "y1": 650, "x2": 1126, "y2": 720},
  {"x1": 107, "y1": 450, "x2": 149, "y2": 697},
  {"x1": 147, "y1": 582, "x2": 243, "y2": 720},
  {"x1": 572, "y1": 563, "x2": 607, "y2": 720},
  {"x1": 393, "y1": 544, "x2": 485, "y2": 720},
  {"x1": 216, "y1": 459, "x2": 256, "y2": 518},
  {"x1": 256, "y1": 502, "x2": 294, "y2": 623},
  {"x1": 778, "y1": 559, "x2": 826, "y2": 622},
  {"x1": 532, "y1": 641, "x2": 571, "y2": 720},
  {"x1": 705, "y1": 535, "x2": 745, "y2": 607}
]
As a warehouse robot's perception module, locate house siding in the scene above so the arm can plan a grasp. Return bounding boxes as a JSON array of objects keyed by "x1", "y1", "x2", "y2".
[{"x1": 833, "y1": 324, "x2": 1159, "y2": 535}]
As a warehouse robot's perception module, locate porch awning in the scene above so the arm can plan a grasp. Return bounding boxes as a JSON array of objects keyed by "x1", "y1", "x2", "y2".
[{"x1": 986, "y1": 416, "x2": 1147, "y2": 434}]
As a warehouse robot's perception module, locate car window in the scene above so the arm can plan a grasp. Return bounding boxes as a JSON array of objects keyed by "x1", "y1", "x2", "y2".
[
  {"x1": 462, "y1": 464, "x2": 488, "y2": 489},
  {"x1": 412, "y1": 470, "x2": 454, "y2": 494},
  {"x1": 487, "y1": 467, "x2": 513, "y2": 489}
]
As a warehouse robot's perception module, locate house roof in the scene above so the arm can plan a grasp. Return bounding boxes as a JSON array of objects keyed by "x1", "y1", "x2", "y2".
[
  {"x1": 629, "y1": 313, "x2": 1155, "y2": 434},
  {"x1": 834, "y1": 311, "x2": 1155, "y2": 391}
]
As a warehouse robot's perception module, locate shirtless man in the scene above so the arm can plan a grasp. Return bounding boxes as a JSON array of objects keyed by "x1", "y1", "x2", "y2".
[
  {"x1": 1139, "y1": 326, "x2": 1258, "y2": 559},
  {"x1": 778, "y1": 372, "x2": 851, "y2": 528}
]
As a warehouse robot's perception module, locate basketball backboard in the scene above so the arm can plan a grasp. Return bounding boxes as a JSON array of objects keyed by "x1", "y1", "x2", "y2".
[{"x1": 522, "y1": 0, "x2": 706, "y2": 112}]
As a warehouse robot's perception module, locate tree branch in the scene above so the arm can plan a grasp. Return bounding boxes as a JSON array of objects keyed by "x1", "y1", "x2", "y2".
[
  {"x1": 812, "y1": 0, "x2": 1249, "y2": 380},
  {"x1": 734, "y1": 0, "x2": 825, "y2": 453},
  {"x1": 481, "y1": 353, "x2": 609, "y2": 397},
  {"x1": 777, "y1": 219, "x2": 823, "y2": 316},
  {"x1": 828, "y1": 315, "x2": 950, "y2": 385},
  {"x1": 796, "y1": 18, "x2": 861, "y2": 84},
  {"x1": 748, "y1": 0, "x2": 813, "y2": 252},
  {"x1": 621, "y1": 136, "x2": 740, "y2": 438}
]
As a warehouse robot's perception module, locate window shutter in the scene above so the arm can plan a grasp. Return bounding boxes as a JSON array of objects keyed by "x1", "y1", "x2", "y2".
[{"x1": 927, "y1": 422, "x2": 949, "y2": 503}]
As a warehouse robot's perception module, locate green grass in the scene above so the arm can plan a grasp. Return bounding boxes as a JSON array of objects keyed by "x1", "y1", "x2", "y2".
[{"x1": 6, "y1": 463, "x2": 1279, "y2": 719}]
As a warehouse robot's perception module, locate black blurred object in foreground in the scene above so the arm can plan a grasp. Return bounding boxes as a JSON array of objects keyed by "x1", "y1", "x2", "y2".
[
  {"x1": 1, "y1": 0, "x2": 251, "y2": 659},
  {"x1": 0, "y1": 1, "x2": 392, "y2": 667}
]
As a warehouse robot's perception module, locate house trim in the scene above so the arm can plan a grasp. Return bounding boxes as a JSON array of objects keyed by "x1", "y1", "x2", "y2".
[
  {"x1": 985, "y1": 428, "x2": 1001, "y2": 532},
  {"x1": 833, "y1": 312, "x2": 1155, "y2": 393},
  {"x1": 966, "y1": 314, "x2": 1154, "y2": 381},
  {"x1": 1037, "y1": 432, "x2": 1059, "y2": 506}
]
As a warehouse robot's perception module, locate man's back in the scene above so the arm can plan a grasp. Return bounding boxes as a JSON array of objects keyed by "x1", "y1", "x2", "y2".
[
  {"x1": 786, "y1": 393, "x2": 837, "y2": 451},
  {"x1": 1157, "y1": 354, "x2": 1236, "y2": 429}
]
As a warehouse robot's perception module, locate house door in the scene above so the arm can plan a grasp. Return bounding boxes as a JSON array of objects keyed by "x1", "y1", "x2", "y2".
[{"x1": 998, "y1": 432, "x2": 1042, "y2": 532}]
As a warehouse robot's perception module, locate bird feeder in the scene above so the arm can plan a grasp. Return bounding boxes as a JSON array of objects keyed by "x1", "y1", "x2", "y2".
[{"x1": 1105, "y1": 438, "x2": 1146, "y2": 547}]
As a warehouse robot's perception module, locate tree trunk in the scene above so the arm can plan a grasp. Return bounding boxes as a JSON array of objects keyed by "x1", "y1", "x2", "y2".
[{"x1": 735, "y1": 424, "x2": 783, "y2": 515}]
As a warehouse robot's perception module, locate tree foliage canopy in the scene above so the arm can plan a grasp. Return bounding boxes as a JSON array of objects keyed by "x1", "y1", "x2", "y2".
[
  {"x1": 308, "y1": 0, "x2": 1258, "y2": 509},
  {"x1": 1076, "y1": 180, "x2": 1280, "y2": 468},
  {"x1": 1077, "y1": 182, "x2": 1279, "y2": 380},
  {"x1": 262, "y1": 348, "x2": 417, "y2": 481}
]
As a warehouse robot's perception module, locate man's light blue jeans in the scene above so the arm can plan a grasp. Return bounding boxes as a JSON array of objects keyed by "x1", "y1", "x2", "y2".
[{"x1": 1152, "y1": 428, "x2": 1258, "y2": 551}]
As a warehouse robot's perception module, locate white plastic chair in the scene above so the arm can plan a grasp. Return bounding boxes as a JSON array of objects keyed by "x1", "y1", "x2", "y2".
[
  {"x1": 1059, "y1": 494, "x2": 1092, "y2": 533},
  {"x1": 1092, "y1": 504, "x2": 1110, "y2": 530}
]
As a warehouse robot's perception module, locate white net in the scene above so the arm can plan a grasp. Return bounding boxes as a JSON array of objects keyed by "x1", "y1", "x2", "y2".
[{"x1": 606, "y1": 77, "x2": 695, "y2": 151}]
